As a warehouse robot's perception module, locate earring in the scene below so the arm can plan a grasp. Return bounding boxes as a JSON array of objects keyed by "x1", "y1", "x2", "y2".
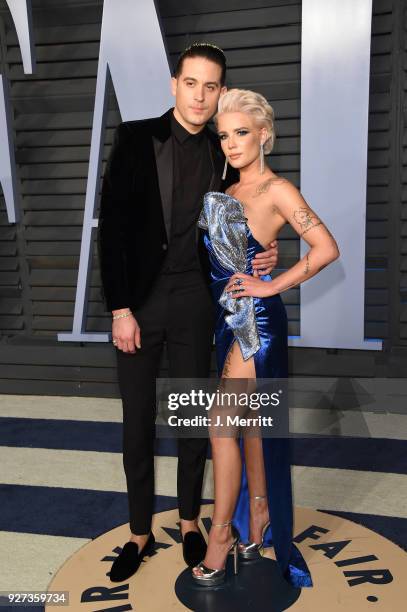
[
  {"x1": 260, "y1": 142, "x2": 265, "y2": 175},
  {"x1": 222, "y1": 157, "x2": 228, "y2": 181}
]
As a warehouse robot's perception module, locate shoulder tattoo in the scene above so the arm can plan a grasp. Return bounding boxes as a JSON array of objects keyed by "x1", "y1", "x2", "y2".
[{"x1": 254, "y1": 177, "x2": 273, "y2": 196}]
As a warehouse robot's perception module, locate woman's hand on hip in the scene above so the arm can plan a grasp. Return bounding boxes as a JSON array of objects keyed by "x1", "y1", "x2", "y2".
[{"x1": 225, "y1": 273, "x2": 274, "y2": 299}]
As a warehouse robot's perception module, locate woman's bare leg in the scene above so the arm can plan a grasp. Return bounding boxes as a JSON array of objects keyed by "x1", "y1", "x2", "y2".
[
  {"x1": 193, "y1": 341, "x2": 255, "y2": 573},
  {"x1": 242, "y1": 437, "x2": 270, "y2": 544}
]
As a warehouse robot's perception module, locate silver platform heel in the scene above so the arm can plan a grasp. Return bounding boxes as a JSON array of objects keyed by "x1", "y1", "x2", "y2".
[
  {"x1": 192, "y1": 521, "x2": 240, "y2": 587},
  {"x1": 238, "y1": 495, "x2": 270, "y2": 560}
]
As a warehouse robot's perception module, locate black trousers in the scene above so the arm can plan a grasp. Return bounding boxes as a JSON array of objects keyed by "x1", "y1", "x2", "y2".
[{"x1": 115, "y1": 271, "x2": 215, "y2": 534}]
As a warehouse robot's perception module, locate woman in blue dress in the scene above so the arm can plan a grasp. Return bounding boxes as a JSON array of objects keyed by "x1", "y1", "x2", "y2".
[{"x1": 192, "y1": 89, "x2": 340, "y2": 588}]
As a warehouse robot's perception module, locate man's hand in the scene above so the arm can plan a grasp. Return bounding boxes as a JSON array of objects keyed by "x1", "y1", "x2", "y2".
[
  {"x1": 252, "y1": 240, "x2": 278, "y2": 277},
  {"x1": 112, "y1": 309, "x2": 141, "y2": 353}
]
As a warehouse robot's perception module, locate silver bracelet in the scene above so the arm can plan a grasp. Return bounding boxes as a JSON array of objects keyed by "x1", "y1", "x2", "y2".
[{"x1": 112, "y1": 311, "x2": 132, "y2": 320}]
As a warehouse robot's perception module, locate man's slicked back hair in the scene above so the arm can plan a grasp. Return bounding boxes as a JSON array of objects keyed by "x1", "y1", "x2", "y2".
[{"x1": 174, "y1": 42, "x2": 227, "y2": 86}]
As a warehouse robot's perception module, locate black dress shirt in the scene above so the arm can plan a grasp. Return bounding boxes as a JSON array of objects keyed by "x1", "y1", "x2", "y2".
[{"x1": 161, "y1": 112, "x2": 213, "y2": 274}]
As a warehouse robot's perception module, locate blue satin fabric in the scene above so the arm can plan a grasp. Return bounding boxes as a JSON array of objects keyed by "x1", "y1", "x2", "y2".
[{"x1": 198, "y1": 192, "x2": 312, "y2": 588}]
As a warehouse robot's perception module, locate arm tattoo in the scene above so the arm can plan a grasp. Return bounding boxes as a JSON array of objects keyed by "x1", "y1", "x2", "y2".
[
  {"x1": 301, "y1": 221, "x2": 322, "y2": 236},
  {"x1": 279, "y1": 253, "x2": 311, "y2": 292},
  {"x1": 293, "y1": 207, "x2": 321, "y2": 234},
  {"x1": 304, "y1": 253, "x2": 310, "y2": 275}
]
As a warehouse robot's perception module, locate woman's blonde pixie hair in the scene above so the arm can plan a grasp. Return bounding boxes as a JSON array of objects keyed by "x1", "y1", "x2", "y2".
[{"x1": 215, "y1": 88, "x2": 275, "y2": 154}]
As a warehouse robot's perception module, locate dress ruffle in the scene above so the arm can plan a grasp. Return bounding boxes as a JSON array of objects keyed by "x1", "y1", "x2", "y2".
[{"x1": 198, "y1": 192, "x2": 260, "y2": 360}]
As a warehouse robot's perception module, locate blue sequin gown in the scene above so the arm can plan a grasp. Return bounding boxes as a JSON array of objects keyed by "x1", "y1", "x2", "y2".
[{"x1": 198, "y1": 192, "x2": 312, "y2": 588}]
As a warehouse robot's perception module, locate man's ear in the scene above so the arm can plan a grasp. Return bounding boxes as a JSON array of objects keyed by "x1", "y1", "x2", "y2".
[
  {"x1": 220, "y1": 85, "x2": 227, "y2": 96},
  {"x1": 170, "y1": 76, "x2": 177, "y2": 97}
]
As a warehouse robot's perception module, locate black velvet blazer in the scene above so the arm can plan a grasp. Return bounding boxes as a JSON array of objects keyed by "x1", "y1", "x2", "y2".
[{"x1": 97, "y1": 108, "x2": 238, "y2": 312}]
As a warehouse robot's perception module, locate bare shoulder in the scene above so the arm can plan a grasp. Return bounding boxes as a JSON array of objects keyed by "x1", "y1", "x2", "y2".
[
  {"x1": 254, "y1": 174, "x2": 291, "y2": 198},
  {"x1": 255, "y1": 175, "x2": 299, "y2": 217},
  {"x1": 270, "y1": 177, "x2": 306, "y2": 212},
  {"x1": 271, "y1": 179, "x2": 327, "y2": 237},
  {"x1": 257, "y1": 173, "x2": 284, "y2": 185},
  {"x1": 270, "y1": 176, "x2": 300, "y2": 196}
]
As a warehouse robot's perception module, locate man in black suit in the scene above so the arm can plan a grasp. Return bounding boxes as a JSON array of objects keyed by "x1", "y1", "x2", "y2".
[{"x1": 98, "y1": 43, "x2": 277, "y2": 581}]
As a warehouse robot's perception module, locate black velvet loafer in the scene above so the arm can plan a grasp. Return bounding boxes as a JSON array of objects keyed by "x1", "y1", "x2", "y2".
[
  {"x1": 109, "y1": 532, "x2": 155, "y2": 582},
  {"x1": 182, "y1": 529, "x2": 207, "y2": 568}
]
